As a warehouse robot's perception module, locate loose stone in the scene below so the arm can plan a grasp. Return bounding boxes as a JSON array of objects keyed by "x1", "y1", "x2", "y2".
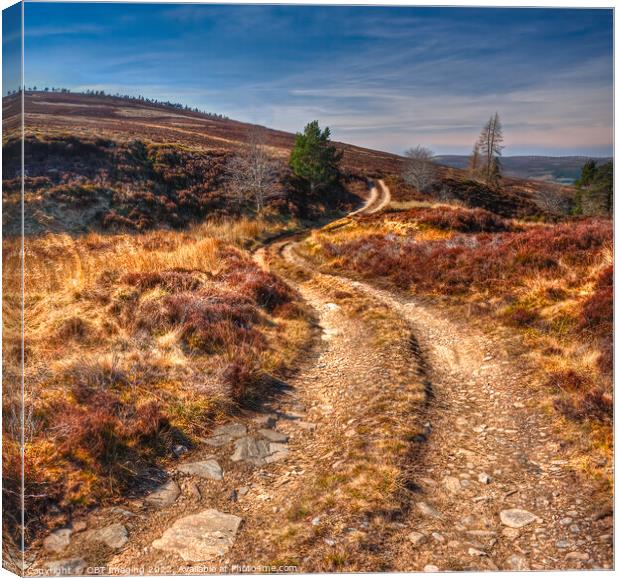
[
  {"x1": 145, "y1": 480, "x2": 181, "y2": 508},
  {"x1": 504, "y1": 554, "x2": 529, "y2": 571},
  {"x1": 152, "y1": 509, "x2": 242, "y2": 562},
  {"x1": 178, "y1": 459, "x2": 223, "y2": 481},
  {"x1": 43, "y1": 529, "x2": 72, "y2": 553},
  {"x1": 88, "y1": 523, "x2": 128, "y2": 549},
  {"x1": 408, "y1": 531, "x2": 427, "y2": 547},
  {"x1": 500, "y1": 509, "x2": 539, "y2": 528}
]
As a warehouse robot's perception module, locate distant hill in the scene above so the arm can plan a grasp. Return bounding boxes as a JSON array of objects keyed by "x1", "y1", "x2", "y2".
[
  {"x1": 2, "y1": 91, "x2": 575, "y2": 235},
  {"x1": 435, "y1": 155, "x2": 612, "y2": 184}
]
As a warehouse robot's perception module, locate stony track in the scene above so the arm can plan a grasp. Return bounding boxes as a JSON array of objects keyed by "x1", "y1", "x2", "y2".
[{"x1": 32, "y1": 181, "x2": 612, "y2": 574}]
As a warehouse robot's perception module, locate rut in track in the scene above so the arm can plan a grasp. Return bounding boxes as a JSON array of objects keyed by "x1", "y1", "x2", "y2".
[{"x1": 32, "y1": 180, "x2": 612, "y2": 574}]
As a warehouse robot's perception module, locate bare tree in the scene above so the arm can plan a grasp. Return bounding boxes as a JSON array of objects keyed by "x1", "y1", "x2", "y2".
[
  {"x1": 225, "y1": 128, "x2": 279, "y2": 212},
  {"x1": 534, "y1": 182, "x2": 571, "y2": 215},
  {"x1": 475, "y1": 113, "x2": 504, "y2": 187},
  {"x1": 403, "y1": 145, "x2": 437, "y2": 193},
  {"x1": 468, "y1": 142, "x2": 481, "y2": 179}
]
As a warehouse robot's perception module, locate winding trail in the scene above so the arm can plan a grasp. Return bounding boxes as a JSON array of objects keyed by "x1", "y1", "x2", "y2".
[
  {"x1": 266, "y1": 181, "x2": 613, "y2": 571},
  {"x1": 32, "y1": 180, "x2": 612, "y2": 574}
]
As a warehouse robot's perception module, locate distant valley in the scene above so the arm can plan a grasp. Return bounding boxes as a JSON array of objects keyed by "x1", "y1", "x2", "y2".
[{"x1": 435, "y1": 154, "x2": 612, "y2": 184}]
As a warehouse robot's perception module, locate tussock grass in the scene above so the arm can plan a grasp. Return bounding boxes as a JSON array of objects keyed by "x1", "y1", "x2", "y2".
[{"x1": 2, "y1": 220, "x2": 312, "y2": 542}]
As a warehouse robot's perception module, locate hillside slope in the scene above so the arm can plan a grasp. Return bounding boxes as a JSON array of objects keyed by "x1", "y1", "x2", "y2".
[{"x1": 3, "y1": 91, "x2": 573, "y2": 236}]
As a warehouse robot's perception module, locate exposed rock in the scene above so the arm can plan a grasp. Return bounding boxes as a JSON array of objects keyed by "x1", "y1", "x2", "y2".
[
  {"x1": 238, "y1": 486, "x2": 250, "y2": 496},
  {"x1": 565, "y1": 551, "x2": 589, "y2": 562},
  {"x1": 231, "y1": 437, "x2": 271, "y2": 465},
  {"x1": 311, "y1": 516, "x2": 322, "y2": 526},
  {"x1": 443, "y1": 476, "x2": 461, "y2": 494},
  {"x1": 178, "y1": 459, "x2": 223, "y2": 481},
  {"x1": 187, "y1": 481, "x2": 201, "y2": 500},
  {"x1": 152, "y1": 509, "x2": 242, "y2": 562},
  {"x1": 258, "y1": 429, "x2": 289, "y2": 443},
  {"x1": 501, "y1": 527, "x2": 520, "y2": 540},
  {"x1": 265, "y1": 442, "x2": 290, "y2": 463},
  {"x1": 500, "y1": 509, "x2": 539, "y2": 528},
  {"x1": 417, "y1": 501, "x2": 443, "y2": 520},
  {"x1": 504, "y1": 554, "x2": 529, "y2": 571},
  {"x1": 45, "y1": 558, "x2": 86, "y2": 576},
  {"x1": 408, "y1": 531, "x2": 427, "y2": 547},
  {"x1": 468, "y1": 547, "x2": 487, "y2": 557},
  {"x1": 560, "y1": 517, "x2": 573, "y2": 526},
  {"x1": 43, "y1": 529, "x2": 72, "y2": 553},
  {"x1": 432, "y1": 532, "x2": 445, "y2": 543},
  {"x1": 231, "y1": 437, "x2": 289, "y2": 465},
  {"x1": 478, "y1": 473, "x2": 491, "y2": 484},
  {"x1": 203, "y1": 423, "x2": 247, "y2": 447},
  {"x1": 88, "y1": 523, "x2": 128, "y2": 549},
  {"x1": 556, "y1": 539, "x2": 571, "y2": 549},
  {"x1": 145, "y1": 479, "x2": 180, "y2": 508},
  {"x1": 423, "y1": 564, "x2": 439, "y2": 572}
]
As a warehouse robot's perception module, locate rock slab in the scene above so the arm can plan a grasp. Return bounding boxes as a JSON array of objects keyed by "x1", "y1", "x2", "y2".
[
  {"x1": 231, "y1": 437, "x2": 289, "y2": 466},
  {"x1": 178, "y1": 459, "x2": 223, "y2": 480},
  {"x1": 43, "y1": 528, "x2": 72, "y2": 553},
  {"x1": 152, "y1": 509, "x2": 242, "y2": 562},
  {"x1": 500, "y1": 509, "x2": 539, "y2": 528},
  {"x1": 88, "y1": 523, "x2": 128, "y2": 549},
  {"x1": 203, "y1": 424, "x2": 247, "y2": 447},
  {"x1": 145, "y1": 480, "x2": 181, "y2": 508}
]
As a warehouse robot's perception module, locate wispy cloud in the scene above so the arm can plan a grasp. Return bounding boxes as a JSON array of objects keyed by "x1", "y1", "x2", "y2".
[{"x1": 22, "y1": 4, "x2": 613, "y2": 155}]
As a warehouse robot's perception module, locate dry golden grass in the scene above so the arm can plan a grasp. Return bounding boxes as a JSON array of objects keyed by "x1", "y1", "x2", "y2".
[{"x1": 2, "y1": 217, "x2": 311, "y2": 541}]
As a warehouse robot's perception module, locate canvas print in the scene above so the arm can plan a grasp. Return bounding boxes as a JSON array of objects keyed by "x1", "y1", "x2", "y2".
[{"x1": 1, "y1": 1, "x2": 614, "y2": 575}]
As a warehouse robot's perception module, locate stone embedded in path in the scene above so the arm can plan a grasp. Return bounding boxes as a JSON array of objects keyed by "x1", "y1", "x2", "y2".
[
  {"x1": 443, "y1": 476, "x2": 461, "y2": 494},
  {"x1": 417, "y1": 501, "x2": 443, "y2": 520},
  {"x1": 145, "y1": 479, "x2": 181, "y2": 508},
  {"x1": 478, "y1": 473, "x2": 491, "y2": 484},
  {"x1": 504, "y1": 554, "x2": 529, "y2": 571},
  {"x1": 152, "y1": 509, "x2": 242, "y2": 562},
  {"x1": 265, "y1": 442, "x2": 290, "y2": 463},
  {"x1": 203, "y1": 423, "x2": 247, "y2": 447},
  {"x1": 88, "y1": 523, "x2": 128, "y2": 549},
  {"x1": 178, "y1": 459, "x2": 223, "y2": 480},
  {"x1": 231, "y1": 437, "x2": 289, "y2": 466},
  {"x1": 43, "y1": 528, "x2": 72, "y2": 553},
  {"x1": 231, "y1": 437, "x2": 271, "y2": 466},
  {"x1": 500, "y1": 508, "x2": 539, "y2": 528},
  {"x1": 502, "y1": 527, "x2": 520, "y2": 540},
  {"x1": 258, "y1": 429, "x2": 289, "y2": 443},
  {"x1": 408, "y1": 531, "x2": 427, "y2": 547},
  {"x1": 45, "y1": 558, "x2": 87, "y2": 576},
  {"x1": 565, "y1": 551, "x2": 589, "y2": 562},
  {"x1": 423, "y1": 564, "x2": 439, "y2": 572}
]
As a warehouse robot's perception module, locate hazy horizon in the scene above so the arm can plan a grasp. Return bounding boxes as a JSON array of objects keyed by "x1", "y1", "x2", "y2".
[{"x1": 3, "y1": 3, "x2": 613, "y2": 157}]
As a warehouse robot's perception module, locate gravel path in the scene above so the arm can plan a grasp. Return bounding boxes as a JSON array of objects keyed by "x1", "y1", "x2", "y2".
[{"x1": 32, "y1": 180, "x2": 612, "y2": 573}]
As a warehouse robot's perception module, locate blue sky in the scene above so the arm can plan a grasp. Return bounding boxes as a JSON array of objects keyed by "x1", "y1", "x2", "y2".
[{"x1": 5, "y1": 2, "x2": 615, "y2": 155}]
